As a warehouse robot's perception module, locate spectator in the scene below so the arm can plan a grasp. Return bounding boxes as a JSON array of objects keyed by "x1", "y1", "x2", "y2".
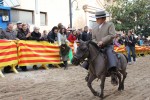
[
  {"x1": 87, "y1": 28, "x2": 92, "y2": 40},
  {"x1": 47, "y1": 26, "x2": 58, "y2": 43},
  {"x1": 66, "y1": 27, "x2": 74, "y2": 38},
  {"x1": 118, "y1": 35, "x2": 124, "y2": 45},
  {"x1": 0, "y1": 28, "x2": 3, "y2": 39},
  {"x1": 125, "y1": 30, "x2": 137, "y2": 64},
  {"x1": 31, "y1": 26, "x2": 43, "y2": 41},
  {"x1": 42, "y1": 30, "x2": 48, "y2": 41},
  {"x1": 58, "y1": 23, "x2": 63, "y2": 32},
  {"x1": 81, "y1": 26, "x2": 89, "y2": 41},
  {"x1": 114, "y1": 35, "x2": 121, "y2": 47},
  {"x1": 76, "y1": 29, "x2": 82, "y2": 41},
  {"x1": 59, "y1": 28, "x2": 70, "y2": 70},
  {"x1": 137, "y1": 35, "x2": 143, "y2": 46},
  {"x1": 1, "y1": 22, "x2": 18, "y2": 73},
  {"x1": 17, "y1": 23, "x2": 31, "y2": 71},
  {"x1": 47, "y1": 26, "x2": 59, "y2": 68},
  {"x1": 16, "y1": 21, "x2": 22, "y2": 32},
  {"x1": 59, "y1": 28, "x2": 69, "y2": 45},
  {"x1": 68, "y1": 30, "x2": 77, "y2": 43},
  {"x1": 30, "y1": 26, "x2": 44, "y2": 70},
  {"x1": 121, "y1": 32, "x2": 127, "y2": 45},
  {"x1": 1, "y1": 22, "x2": 18, "y2": 40},
  {"x1": 17, "y1": 23, "x2": 31, "y2": 40}
]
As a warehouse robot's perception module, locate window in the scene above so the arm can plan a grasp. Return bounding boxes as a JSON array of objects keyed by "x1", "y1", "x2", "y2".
[
  {"x1": 11, "y1": 9, "x2": 33, "y2": 24},
  {"x1": 40, "y1": 12, "x2": 47, "y2": 26},
  {"x1": 0, "y1": 9, "x2": 9, "y2": 16},
  {"x1": 89, "y1": 20, "x2": 96, "y2": 29}
]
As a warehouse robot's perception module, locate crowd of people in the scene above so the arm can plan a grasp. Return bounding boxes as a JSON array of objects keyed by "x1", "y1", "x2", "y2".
[
  {"x1": 0, "y1": 20, "x2": 149, "y2": 73},
  {"x1": 0, "y1": 22, "x2": 92, "y2": 72},
  {"x1": 114, "y1": 30, "x2": 150, "y2": 64}
]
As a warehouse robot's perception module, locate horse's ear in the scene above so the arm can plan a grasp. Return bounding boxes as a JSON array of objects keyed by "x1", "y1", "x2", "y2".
[
  {"x1": 78, "y1": 40, "x2": 84, "y2": 44},
  {"x1": 86, "y1": 40, "x2": 91, "y2": 45}
]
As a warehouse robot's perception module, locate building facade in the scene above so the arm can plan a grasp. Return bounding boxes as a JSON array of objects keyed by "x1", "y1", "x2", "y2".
[{"x1": 2, "y1": 0, "x2": 114, "y2": 32}]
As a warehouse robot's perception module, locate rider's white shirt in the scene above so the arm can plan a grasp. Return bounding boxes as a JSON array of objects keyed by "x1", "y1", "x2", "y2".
[{"x1": 99, "y1": 23, "x2": 104, "y2": 29}]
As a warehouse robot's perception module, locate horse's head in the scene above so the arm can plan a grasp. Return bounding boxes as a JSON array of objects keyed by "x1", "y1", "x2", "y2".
[{"x1": 72, "y1": 40, "x2": 90, "y2": 66}]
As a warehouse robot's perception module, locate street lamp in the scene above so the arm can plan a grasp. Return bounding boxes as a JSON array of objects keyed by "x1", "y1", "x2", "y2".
[{"x1": 69, "y1": 0, "x2": 79, "y2": 28}]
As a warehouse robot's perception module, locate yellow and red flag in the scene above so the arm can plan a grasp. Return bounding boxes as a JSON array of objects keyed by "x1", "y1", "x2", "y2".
[
  {"x1": 18, "y1": 40, "x2": 62, "y2": 66},
  {"x1": 0, "y1": 40, "x2": 18, "y2": 67}
]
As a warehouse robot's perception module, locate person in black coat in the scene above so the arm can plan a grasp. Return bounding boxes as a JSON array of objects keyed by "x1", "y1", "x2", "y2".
[
  {"x1": 31, "y1": 27, "x2": 44, "y2": 41},
  {"x1": 30, "y1": 27, "x2": 44, "y2": 70},
  {"x1": 81, "y1": 26, "x2": 89, "y2": 41},
  {"x1": 17, "y1": 23, "x2": 31, "y2": 71},
  {"x1": 87, "y1": 28, "x2": 92, "y2": 40},
  {"x1": 47, "y1": 26, "x2": 58, "y2": 68},
  {"x1": 17, "y1": 24, "x2": 31, "y2": 40},
  {"x1": 76, "y1": 29, "x2": 82, "y2": 41},
  {"x1": 47, "y1": 26, "x2": 58, "y2": 43}
]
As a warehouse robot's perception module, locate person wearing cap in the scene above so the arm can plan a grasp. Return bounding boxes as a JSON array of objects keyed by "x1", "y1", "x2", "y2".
[
  {"x1": 17, "y1": 23, "x2": 31, "y2": 71},
  {"x1": 16, "y1": 21, "x2": 22, "y2": 32},
  {"x1": 84, "y1": 10, "x2": 117, "y2": 81}
]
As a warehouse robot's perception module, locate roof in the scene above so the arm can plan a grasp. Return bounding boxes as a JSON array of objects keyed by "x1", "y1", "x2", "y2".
[
  {"x1": 0, "y1": 6, "x2": 11, "y2": 10},
  {"x1": 3, "y1": 0, "x2": 20, "y2": 7}
]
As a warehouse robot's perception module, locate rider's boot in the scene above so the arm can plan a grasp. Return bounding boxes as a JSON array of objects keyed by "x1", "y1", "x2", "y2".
[{"x1": 109, "y1": 67, "x2": 118, "y2": 85}]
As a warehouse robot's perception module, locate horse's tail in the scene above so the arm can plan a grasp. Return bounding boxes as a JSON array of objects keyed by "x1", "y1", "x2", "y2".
[{"x1": 123, "y1": 54, "x2": 128, "y2": 63}]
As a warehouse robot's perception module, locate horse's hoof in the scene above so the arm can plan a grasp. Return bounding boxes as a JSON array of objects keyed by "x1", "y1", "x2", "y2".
[
  {"x1": 122, "y1": 85, "x2": 124, "y2": 90},
  {"x1": 97, "y1": 92, "x2": 101, "y2": 97},
  {"x1": 94, "y1": 92, "x2": 103, "y2": 98},
  {"x1": 99, "y1": 94, "x2": 104, "y2": 98},
  {"x1": 92, "y1": 91, "x2": 98, "y2": 96},
  {"x1": 85, "y1": 77, "x2": 88, "y2": 82},
  {"x1": 118, "y1": 87, "x2": 122, "y2": 91},
  {"x1": 118, "y1": 85, "x2": 124, "y2": 91},
  {"x1": 85, "y1": 74, "x2": 89, "y2": 82}
]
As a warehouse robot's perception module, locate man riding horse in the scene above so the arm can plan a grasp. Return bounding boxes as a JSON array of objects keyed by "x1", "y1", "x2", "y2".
[{"x1": 83, "y1": 10, "x2": 117, "y2": 82}]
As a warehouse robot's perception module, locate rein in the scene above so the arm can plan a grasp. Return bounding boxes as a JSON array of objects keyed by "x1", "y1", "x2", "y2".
[
  {"x1": 86, "y1": 42, "x2": 103, "y2": 75},
  {"x1": 87, "y1": 42, "x2": 101, "y2": 65}
]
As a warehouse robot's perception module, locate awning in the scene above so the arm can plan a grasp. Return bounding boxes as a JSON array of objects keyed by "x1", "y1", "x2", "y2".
[{"x1": 3, "y1": 0, "x2": 20, "y2": 7}]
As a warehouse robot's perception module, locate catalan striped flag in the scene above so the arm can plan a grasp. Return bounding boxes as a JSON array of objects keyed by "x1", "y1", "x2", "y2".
[
  {"x1": 18, "y1": 40, "x2": 62, "y2": 66},
  {"x1": 0, "y1": 40, "x2": 18, "y2": 67}
]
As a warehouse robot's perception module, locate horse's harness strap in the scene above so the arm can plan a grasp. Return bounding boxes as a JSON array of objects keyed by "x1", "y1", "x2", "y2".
[{"x1": 88, "y1": 43, "x2": 100, "y2": 64}]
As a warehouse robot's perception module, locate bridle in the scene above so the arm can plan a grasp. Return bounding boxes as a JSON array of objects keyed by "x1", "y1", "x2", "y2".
[
  {"x1": 74, "y1": 42, "x2": 100, "y2": 65},
  {"x1": 73, "y1": 47, "x2": 89, "y2": 63}
]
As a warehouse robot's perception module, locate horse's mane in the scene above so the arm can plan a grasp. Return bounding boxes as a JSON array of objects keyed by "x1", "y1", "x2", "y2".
[{"x1": 88, "y1": 41, "x2": 100, "y2": 51}]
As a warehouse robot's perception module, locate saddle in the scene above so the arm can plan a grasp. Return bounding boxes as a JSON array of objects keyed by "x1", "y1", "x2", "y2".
[{"x1": 98, "y1": 47, "x2": 121, "y2": 60}]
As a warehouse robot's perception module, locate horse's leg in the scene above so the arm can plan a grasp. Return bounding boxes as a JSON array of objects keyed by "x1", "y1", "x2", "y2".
[
  {"x1": 120, "y1": 70, "x2": 127, "y2": 90},
  {"x1": 117, "y1": 72, "x2": 122, "y2": 91},
  {"x1": 99, "y1": 75, "x2": 106, "y2": 98},
  {"x1": 87, "y1": 73, "x2": 97, "y2": 96}
]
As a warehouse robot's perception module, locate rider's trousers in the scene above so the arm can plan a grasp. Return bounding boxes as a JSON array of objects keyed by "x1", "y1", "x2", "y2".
[{"x1": 105, "y1": 45, "x2": 117, "y2": 69}]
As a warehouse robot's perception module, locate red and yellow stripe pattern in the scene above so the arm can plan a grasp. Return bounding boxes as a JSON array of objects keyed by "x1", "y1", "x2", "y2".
[
  {"x1": 18, "y1": 40, "x2": 62, "y2": 66},
  {"x1": 0, "y1": 40, "x2": 18, "y2": 67}
]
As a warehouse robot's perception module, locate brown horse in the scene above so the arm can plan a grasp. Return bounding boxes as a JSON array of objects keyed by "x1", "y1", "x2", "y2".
[{"x1": 72, "y1": 40, "x2": 128, "y2": 98}]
